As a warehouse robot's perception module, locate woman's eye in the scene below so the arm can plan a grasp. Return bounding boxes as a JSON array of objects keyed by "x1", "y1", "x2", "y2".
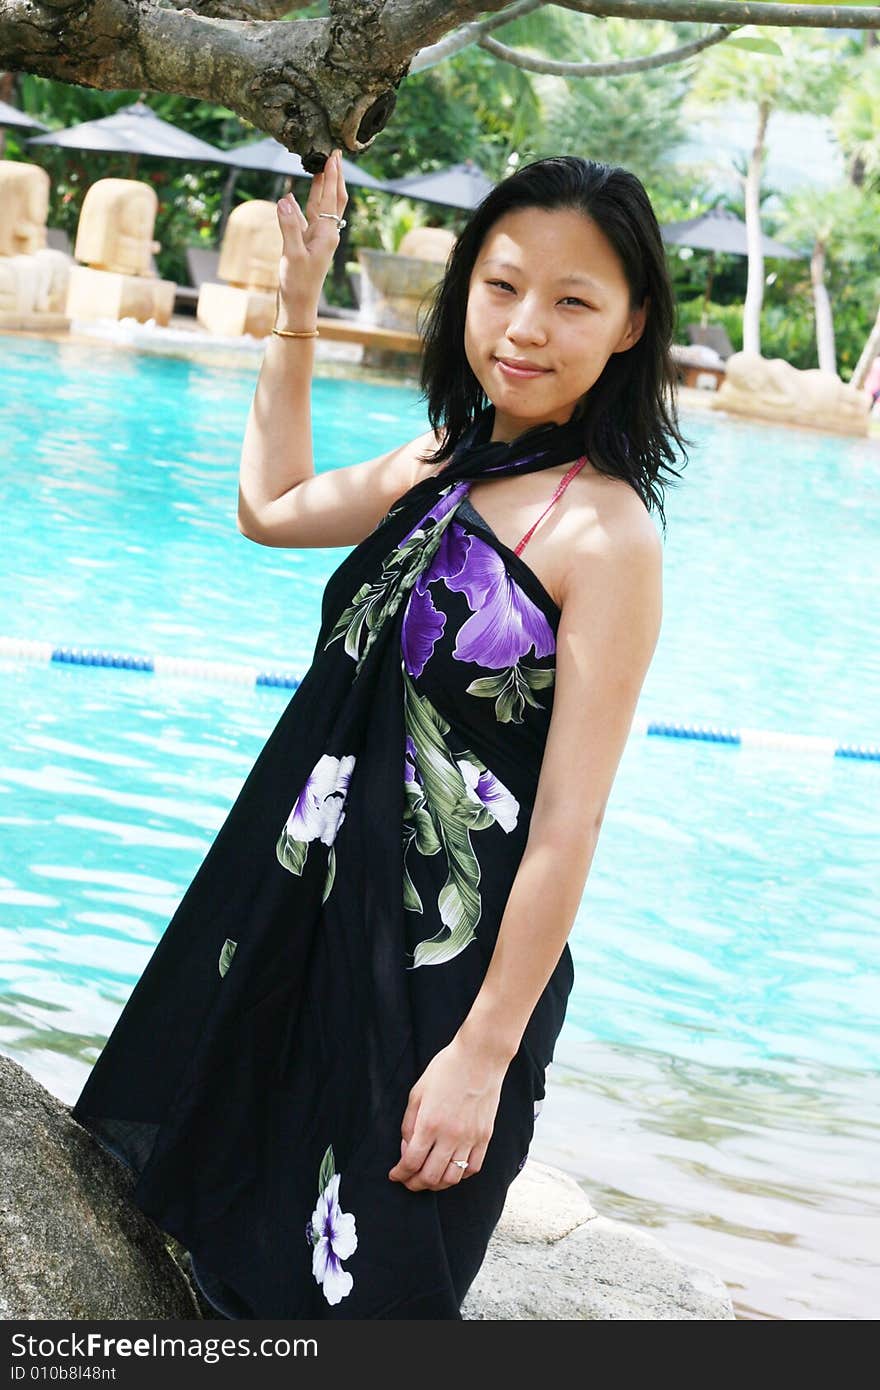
[{"x1": 486, "y1": 281, "x2": 592, "y2": 309}]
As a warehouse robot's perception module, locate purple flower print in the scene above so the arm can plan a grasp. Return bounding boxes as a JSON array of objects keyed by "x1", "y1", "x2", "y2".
[
  {"x1": 445, "y1": 530, "x2": 554, "y2": 670},
  {"x1": 401, "y1": 518, "x2": 469, "y2": 679},
  {"x1": 310, "y1": 1171, "x2": 357, "y2": 1307},
  {"x1": 403, "y1": 734, "x2": 422, "y2": 791},
  {"x1": 401, "y1": 577, "x2": 447, "y2": 680},
  {"x1": 456, "y1": 757, "x2": 519, "y2": 832},
  {"x1": 401, "y1": 506, "x2": 554, "y2": 685}
]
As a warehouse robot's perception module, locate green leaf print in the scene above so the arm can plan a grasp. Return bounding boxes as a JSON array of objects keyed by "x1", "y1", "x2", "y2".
[
  {"x1": 318, "y1": 1143, "x2": 336, "y2": 1198},
  {"x1": 323, "y1": 494, "x2": 462, "y2": 675},
  {"x1": 277, "y1": 829, "x2": 309, "y2": 877},
  {"x1": 402, "y1": 829, "x2": 424, "y2": 914},
  {"x1": 322, "y1": 844, "x2": 336, "y2": 905},
  {"x1": 218, "y1": 938, "x2": 238, "y2": 978},
  {"x1": 402, "y1": 665, "x2": 519, "y2": 968},
  {"x1": 466, "y1": 662, "x2": 555, "y2": 724}
]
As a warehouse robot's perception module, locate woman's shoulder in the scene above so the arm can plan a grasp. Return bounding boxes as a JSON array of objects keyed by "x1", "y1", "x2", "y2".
[
  {"x1": 407, "y1": 430, "x2": 447, "y2": 487},
  {"x1": 559, "y1": 466, "x2": 661, "y2": 604}
]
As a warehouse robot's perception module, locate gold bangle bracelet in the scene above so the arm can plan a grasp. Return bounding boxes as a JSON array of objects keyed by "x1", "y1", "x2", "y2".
[{"x1": 273, "y1": 288, "x2": 319, "y2": 338}]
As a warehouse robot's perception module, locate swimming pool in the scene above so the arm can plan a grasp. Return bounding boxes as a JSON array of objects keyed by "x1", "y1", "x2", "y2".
[{"x1": 2, "y1": 333, "x2": 878, "y2": 1319}]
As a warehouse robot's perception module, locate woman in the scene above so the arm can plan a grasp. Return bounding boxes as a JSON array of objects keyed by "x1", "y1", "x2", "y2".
[{"x1": 70, "y1": 153, "x2": 688, "y2": 1319}]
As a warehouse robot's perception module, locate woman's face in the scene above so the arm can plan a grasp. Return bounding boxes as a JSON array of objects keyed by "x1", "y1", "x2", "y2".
[{"x1": 464, "y1": 205, "x2": 648, "y2": 442}]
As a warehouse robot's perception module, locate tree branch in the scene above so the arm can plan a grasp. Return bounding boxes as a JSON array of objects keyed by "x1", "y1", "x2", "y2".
[
  {"x1": 0, "y1": 1, "x2": 409, "y2": 164},
  {"x1": 379, "y1": 0, "x2": 517, "y2": 57},
  {"x1": 409, "y1": 0, "x2": 544, "y2": 75},
  {"x1": 557, "y1": 0, "x2": 880, "y2": 31},
  {"x1": 478, "y1": 21, "x2": 741, "y2": 76},
  {"x1": 2, "y1": 0, "x2": 879, "y2": 171}
]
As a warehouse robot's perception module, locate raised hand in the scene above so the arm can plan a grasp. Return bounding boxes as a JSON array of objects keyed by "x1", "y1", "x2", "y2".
[{"x1": 276, "y1": 148, "x2": 349, "y2": 319}]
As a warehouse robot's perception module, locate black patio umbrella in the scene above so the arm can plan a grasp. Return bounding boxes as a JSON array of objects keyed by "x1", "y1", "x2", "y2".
[
  {"x1": 661, "y1": 206, "x2": 800, "y2": 317},
  {"x1": 0, "y1": 100, "x2": 48, "y2": 132},
  {"x1": 27, "y1": 100, "x2": 238, "y2": 174},
  {"x1": 661, "y1": 206, "x2": 799, "y2": 260},
  {"x1": 226, "y1": 137, "x2": 389, "y2": 190},
  {"x1": 385, "y1": 159, "x2": 495, "y2": 211}
]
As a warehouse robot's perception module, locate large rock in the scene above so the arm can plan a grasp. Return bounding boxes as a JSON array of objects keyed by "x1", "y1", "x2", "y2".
[
  {"x1": 712, "y1": 349, "x2": 870, "y2": 436},
  {"x1": 0, "y1": 1055, "x2": 733, "y2": 1320},
  {"x1": 0, "y1": 1054, "x2": 197, "y2": 1319},
  {"x1": 461, "y1": 1161, "x2": 734, "y2": 1319}
]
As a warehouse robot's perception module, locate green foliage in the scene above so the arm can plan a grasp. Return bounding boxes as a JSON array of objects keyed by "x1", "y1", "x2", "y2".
[
  {"x1": 690, "y1": 24, "x2": 846, "y2": 118},
  {"x1": 676, "y1": 258, "x2": 879, "y2": 380},
  {"x1": 832, "y1": 47, "x2": 880, "y2": 186},
  {"x1": 525, "y1": 17, "x2": 693, "y2": 184},
  {"x1": 724, "y1": 37, "x2": 784, "y2": 58},
  {"x1": 3, "y1": 20, "x2": 878, "y2": 372}
]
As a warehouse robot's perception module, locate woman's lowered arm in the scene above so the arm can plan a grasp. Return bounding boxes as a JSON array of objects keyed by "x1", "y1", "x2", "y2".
[
  {"x1": 458, "y1": 510, "x2": 664, "y2": 1066},
  {"x1": 387, "y1": 505, "x2": 663, "y2": 1193}
]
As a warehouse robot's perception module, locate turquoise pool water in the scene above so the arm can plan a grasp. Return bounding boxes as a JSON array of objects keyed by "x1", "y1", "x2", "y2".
[{"x1": 2, "y1": 334, "x2": 878, "y2": 1319}]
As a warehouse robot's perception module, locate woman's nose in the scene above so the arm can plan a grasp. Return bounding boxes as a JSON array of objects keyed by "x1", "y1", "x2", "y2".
[{"x1": 505, "y1": 297, "x2": 548, "y2": 343}]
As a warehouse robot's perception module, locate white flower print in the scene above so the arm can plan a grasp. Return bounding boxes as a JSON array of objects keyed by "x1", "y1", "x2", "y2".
[
  {"x1": 277, "y1": 754, "x2": 356, "y2": 883},
  {"x1": 309, "y1": 1170, "x2": 357, "y2": 1307},
  {"x1": 455, "y1": 756, "x2": 519, "y2": 833}
]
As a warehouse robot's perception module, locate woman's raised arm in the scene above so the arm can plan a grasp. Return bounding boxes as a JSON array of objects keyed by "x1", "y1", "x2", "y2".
[{"x1": 237, "y1": 149, "x2": 439, "y2": 550}]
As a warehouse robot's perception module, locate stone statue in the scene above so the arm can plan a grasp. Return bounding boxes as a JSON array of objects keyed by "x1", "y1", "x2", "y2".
[
  {"x1": 74, "y1": 178, "x2": 160, "y2": 277},
  {"x1": 0, "y1": 249, "x2": 72, "y2": 316},
  {"x1": 713, "y1": 350, "x2": 870, "y2": 437},
  {"x1": 0, "y1": 161, "x2": 49, "y2": 257},
  {"x1": 198, "y1": 200, "x2": 282, "y2": 337},
  {"x1": 65, "y1": 177, "x2": 174, "y2": 326},
  {"x1": 397, "y1": 227, "x2": 456, "y2": 264},
  {"x1": 216, "y1": 201, "x2": 282, "y2": 292},
  {"x1": 0, "y1": 161, "x2": 73, "y2": 327}
]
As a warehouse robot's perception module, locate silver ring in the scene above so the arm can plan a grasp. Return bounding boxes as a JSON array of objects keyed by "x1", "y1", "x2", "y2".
[
  {"x1": 317, "y1": 212, "x2": 347, "y2": 230},
  {"x1": 451, "y1": 1158, "x2": 468, "y2": 1170}
]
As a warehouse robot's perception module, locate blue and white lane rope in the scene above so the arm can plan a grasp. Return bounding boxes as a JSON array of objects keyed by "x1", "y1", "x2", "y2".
[{"x1": 2, "y1": 636, "x2": 878, "y2": 761}]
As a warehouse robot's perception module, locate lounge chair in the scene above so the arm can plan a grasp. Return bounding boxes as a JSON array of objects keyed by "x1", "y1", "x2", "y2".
[{"x1": 687, "y1": 323, "x2": 735, "y2": 361}]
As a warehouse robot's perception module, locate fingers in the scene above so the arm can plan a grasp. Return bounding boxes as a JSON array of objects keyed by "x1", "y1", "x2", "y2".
[
  {"x1": 407, "y1": 1146, "x2": 472, "y2": 1192},
  {"x1": 319, "y1": 148, "x2": 348, "y2": 219},
  {"x1": 389, "y1": 1130, "x2": 479, "y2": 1192},
  {"x1": 276, "y1": 192, "x2": 307, "y2": 253},
  {"x1": 318, "y1": 149, "x2": 337, "y2": 215},
  {"x1": 277, "y1": 149, "x2": 348, "y2": 254},
  {"x1": 303, "y1": 149, "x2": 346, "y2": 225}
]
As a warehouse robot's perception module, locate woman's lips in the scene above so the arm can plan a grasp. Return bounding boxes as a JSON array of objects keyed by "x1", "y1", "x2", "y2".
[{"x1": 494, "y1": 357, "x2": 551, "y2": 380}]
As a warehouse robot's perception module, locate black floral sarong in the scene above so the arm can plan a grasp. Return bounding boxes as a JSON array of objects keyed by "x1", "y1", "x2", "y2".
[{"x1": 70, "y1": 403, "x2": 584, "y2": 1319}]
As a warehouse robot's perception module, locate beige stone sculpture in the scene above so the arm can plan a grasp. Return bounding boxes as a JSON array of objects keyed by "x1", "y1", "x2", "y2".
[
  {"x1": 0, "y1": 161, "x2": 73, "y2": 330},
  {"x1": 712, "y1": 350, "x2": 870, "y2": 437},
  {"x1": 0, "y1": 249, "x2": 72, "y2": 317},
  {"x1": 352, "y1": 229, "x2": 456, "y2": 368},
  {"x1": 197, "y1": 201, "x2": 283, "y2": 338},
  {"x1": 65, "y1": 178, "x2": 175, "y2": 327},
  {"x1": 397, "y1": 227, "x2": 456, "y2": 264},
  {"x1": 0, "y1": 161, "x2": 49, "y2": 257}
]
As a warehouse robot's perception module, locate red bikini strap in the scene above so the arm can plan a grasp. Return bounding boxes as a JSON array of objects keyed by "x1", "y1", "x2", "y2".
[{"x1": 513, "y1": 455, "x2": 589, "y2": 557}]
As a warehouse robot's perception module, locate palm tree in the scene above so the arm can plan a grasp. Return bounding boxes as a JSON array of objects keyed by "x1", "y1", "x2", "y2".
[
  {"x1": 832, "y1": 45, "x2": 880, "y2": 187},
  {"x1": 773, "y1": 183, "x2": 875, "y2": 374},
  {"x1": 690, "y1": 27, "x2": 846, "y2": 356}
]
